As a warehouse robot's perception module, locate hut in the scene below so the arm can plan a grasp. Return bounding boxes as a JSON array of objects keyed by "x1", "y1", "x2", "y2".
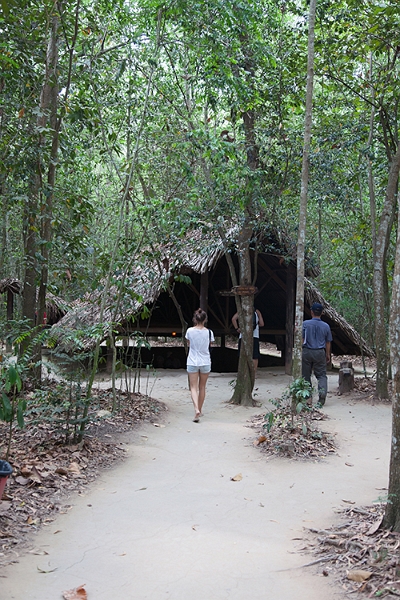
[
  {"x1": 50, "y1": 228, "x2": 373, "y2": 372},
  {"x1": 0, "y1": 278, "x2": 70, "y2": 326}
]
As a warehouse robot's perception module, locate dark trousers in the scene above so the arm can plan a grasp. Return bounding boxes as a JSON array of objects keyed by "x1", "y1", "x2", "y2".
[{"x1": 302, "y1": 347, "x2": 328, "y2": 401}]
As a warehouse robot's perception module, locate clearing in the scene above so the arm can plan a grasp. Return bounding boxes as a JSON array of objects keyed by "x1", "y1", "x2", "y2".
[{"x1": 0, "y1": 367, "x2": 391, "y2": 600}]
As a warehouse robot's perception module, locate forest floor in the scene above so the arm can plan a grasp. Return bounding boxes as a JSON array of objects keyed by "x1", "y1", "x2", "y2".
[{"x1": 0, "y1": 360, "x2": 395, "y2": 600}]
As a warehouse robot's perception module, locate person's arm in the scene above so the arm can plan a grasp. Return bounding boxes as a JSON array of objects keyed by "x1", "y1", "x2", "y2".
[
  {"x1": 256, "y1": 310, "x2": 264, "y2": 328},
  {"x1": 232, "y1": 312, "x2": 240, "y2": 332},
  {"x1": 325, "y1": 341, "x2": 331, "y2": 363}
]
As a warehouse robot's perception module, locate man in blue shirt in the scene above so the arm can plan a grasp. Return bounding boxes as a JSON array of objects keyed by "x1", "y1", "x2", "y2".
[{"x1": 302, "y1": 302, "x2": 333, "y2": 406}]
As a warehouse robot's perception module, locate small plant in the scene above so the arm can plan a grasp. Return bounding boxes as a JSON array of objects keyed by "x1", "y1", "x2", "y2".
[
  {"x1": 257, "y1": 378, "x2": 336, "y2": 459},
  {"x1": 1, "y1": 361, "x2": 26, "y2": 459},
  {"x1": 263, "y1": 378, "x2": 314, "y2": 435},
  {"x1": 288, "y1": 377, "x2": 313, "y2": 429}
]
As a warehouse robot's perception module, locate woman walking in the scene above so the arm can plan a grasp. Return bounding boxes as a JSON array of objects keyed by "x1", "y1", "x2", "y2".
[{"x1": 185, "y1": 308, "x2": 214, "y2": 422}]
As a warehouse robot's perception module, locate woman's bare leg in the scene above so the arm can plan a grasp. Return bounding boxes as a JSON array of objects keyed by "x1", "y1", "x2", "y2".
[
  {"x1": 198, "y1": 372, "x2": 209, "y2": 415},
  {"x1": 188, "y1": 372, "x2": 201, "y2": 419}
]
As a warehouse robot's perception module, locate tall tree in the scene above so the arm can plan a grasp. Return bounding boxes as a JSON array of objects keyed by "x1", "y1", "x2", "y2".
[{"x1": 293, "y1": 0, "x2": 318, "y2": 378}]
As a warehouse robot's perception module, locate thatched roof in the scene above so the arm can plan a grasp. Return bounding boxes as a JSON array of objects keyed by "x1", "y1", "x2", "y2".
[
  {"x1": 49, "y1": 265, "x2": 167, "y2": 351},
  {"x1": 0, "y1": 278, "x2": 71, "y2": 323},
  {"x1": 0, "y1": 278, "x2": 21, "y2": 294},
  {"x1": 304, "y1": 279, "x2": 373, "y2": 358},
  {"x1": 50, "y1": 228, "x2": 372, "y2": 357}
]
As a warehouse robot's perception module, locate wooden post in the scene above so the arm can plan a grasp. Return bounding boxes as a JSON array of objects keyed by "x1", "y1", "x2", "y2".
[
  {"x1": 285, "y1": 264, "x2": 295, "y2": 374},
  {"x1": 7, "y1": 289, "x2": 13, "y2": 321},
  {"x1": 200, "y1": 271, "x2": 208, "y2": 311},
  {"x1": 6, "y1": 289, "x2": 14, "y2": 353},
  {"x1": 338, "y1": 360, "x2": 354, "y2": 395}
]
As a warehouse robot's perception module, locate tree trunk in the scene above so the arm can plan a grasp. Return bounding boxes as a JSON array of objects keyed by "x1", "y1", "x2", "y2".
[
  {"x1": 373, "y1": 143, "x2": 400, "y2": 399},
  {"x1": 384, "y1": 189, "x2": 400, "y2": 530},
  {"x1": 37, "y1": 13, "x2": 59, "y2": 329},
  {"x1": 230, "y1": 224, "x2": 255, "y2": 406},
  {"x1": 292, "y1": 0, "x2": 317, "y2": 378},
  {"x1": 22, "y1": 13, "x2": 60, "y2": 384}
]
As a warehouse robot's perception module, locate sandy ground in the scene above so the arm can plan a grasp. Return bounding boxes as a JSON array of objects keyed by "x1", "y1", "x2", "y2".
[{"x1": 0, "y1": 368, "x2": 391, "y2": 600}]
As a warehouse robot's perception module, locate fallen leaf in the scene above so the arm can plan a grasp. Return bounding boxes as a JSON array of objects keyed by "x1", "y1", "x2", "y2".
[
  {"x1": 153, "y1": 423, "x2": 165, "y2": 428},
  {"x1": 347, "y1": 569, "x2": 372, "y2": 582},
  {"x1": 53, "y1": 530, "x2": 62, "y2": 534},
  {"x1": 15, "y1": 476, "x2": 30, "y2": 485},
  {"x1": 254, "y1": 435, "x2": 267, "y2": 446},
  {"x1": 135, "y1": 487, "x2": 147, "y2": 491},
  {"x1": 62, "y1": 584, "x2": 87, "y2": 599},
  {"x1": 37, "y1": 566, "x2": 57, "y2": 573},
  {"x1": 96, "y1": 409, "x2": 112, "y2": 418},
  {"x1": 68, "y1": 462, "x2": 81, "y2": 475},
  {"x1": 366, "y1": 515, "x2": 383, "y2": 536},
  {"x1": 55, "y1": 467, "x2": 69, "y2": 476},
  {"x1": 0, "y1": 502, "x2": 12, "y2": 513},
  {"x1": 230, "y1": 473, "x2": 242, "y2": 481},
  {"x1": 341, "y1": 499, "x2": 355, "y2": 504},
  {"x1": 345, "y1": 462, "x2": 354, "y2": 467}
]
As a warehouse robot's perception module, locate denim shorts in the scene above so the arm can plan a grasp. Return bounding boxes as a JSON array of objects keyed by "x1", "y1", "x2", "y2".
[{"x1": 187, "y1": 365, "x2": 211, "y2": 374}]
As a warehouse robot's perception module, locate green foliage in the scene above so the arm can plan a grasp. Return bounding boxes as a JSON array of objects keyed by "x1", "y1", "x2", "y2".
[
  {"x1": 263, "y1": 377, "x2": 314, "y2": 436},
  {"x1": 0, "y1": 325, "x2": 48, "y2": 459}
]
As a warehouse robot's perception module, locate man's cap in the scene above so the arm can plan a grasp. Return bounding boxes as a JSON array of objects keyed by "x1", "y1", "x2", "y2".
[{"x1": 311, "y1": 302, "x2": 324, "y2": 313}]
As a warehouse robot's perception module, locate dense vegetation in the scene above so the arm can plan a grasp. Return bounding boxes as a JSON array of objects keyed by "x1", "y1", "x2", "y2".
[{"x1": 1, "y1": 0, "x2": 400, "y2": 527}]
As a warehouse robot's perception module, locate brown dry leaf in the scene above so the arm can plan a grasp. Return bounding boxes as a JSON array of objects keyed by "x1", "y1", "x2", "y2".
[
  {"x1": 62, "y1": 584, "x2": 87, "y2": 599},
  {"x1": 20, "y1": 467, "x2": 33, "y2": 478},
  {"x1": 254, "y1": 435, "x2": 267, "y2": 446},
  {"x1": 366, "y1": 515, "x2": 383, "y2": 536},
  {"x1": 68, "y1": 462, "x2": 81, "y2": 475},
  {"x1": 55, "y1": 467, "x2": 69, "y2": 476},
  {"x1": 345, "y1": 462, "x2": 354, "y2": 467},
  {"x1": 30, "y1": 466, "x2": 44, "y2": 483},
  {"x1": 347, "y1": 569, "x2": 372, "y2": 582},
  {"x1": 230, "y1": 473, "x2": 243, "y2": 482}
]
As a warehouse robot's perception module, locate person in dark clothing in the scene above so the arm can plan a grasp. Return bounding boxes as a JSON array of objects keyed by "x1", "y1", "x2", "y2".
[{"x1": 302, "y1": 302, "x2": 332, "y2": 406}]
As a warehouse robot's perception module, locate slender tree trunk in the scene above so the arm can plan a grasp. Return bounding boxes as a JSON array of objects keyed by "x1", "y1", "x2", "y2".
[
  {"x1": 373, "y1": 143, "x2": 400, "y2": 399},
  {"x1": 292, "y1": 0, "x2": 317, "y2": 378},
  {"x1": 37, "y1": 13, "x2": 59, "y2": 329},
  {"x1": 384, "y1": 190, "x2": 400, "y2": 530},
  {"x1": 230, "y1": 224, "x2": 255, "y2": 406}
]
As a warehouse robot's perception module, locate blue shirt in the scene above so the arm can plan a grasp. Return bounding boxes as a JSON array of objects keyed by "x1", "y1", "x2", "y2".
[{"x1": 302, "y1": 318, "x2": 332, "y2": 349}]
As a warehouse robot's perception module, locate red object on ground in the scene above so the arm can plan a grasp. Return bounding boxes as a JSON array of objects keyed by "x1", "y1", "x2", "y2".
[{"x1": 0, "y1": 460, "x2": 13, "y2": 499}]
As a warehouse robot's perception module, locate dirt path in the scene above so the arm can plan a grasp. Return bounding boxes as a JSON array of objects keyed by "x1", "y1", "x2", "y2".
[{"x1": 1, "y1": 369, "x2": 391, "y2": 600}]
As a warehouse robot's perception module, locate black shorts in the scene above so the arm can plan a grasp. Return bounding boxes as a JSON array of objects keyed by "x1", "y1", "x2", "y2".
[{"x1": 238, "y1": 337, "x2": 260, "y2": 360}]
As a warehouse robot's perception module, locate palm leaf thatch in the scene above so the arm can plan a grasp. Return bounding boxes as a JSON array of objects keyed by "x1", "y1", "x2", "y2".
[
  {"x1": 0, "y1": 279, "x2": 71, "y2": 323},
  {"x1": 50, "y1": 227, "x2": 373, "y2": 357},
  {"x1": 304, "y1": 279, "x2": 373, "y2": 357}
]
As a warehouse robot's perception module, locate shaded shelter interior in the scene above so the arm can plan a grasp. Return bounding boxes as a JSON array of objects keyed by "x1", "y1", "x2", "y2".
[{"x1": 116, "y1": 251, "x2": 365, "y2": 373}]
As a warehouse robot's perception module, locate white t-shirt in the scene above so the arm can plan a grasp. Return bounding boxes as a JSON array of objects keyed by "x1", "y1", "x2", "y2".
[
  {"x1": 239, "y1": 311, "x2": 260, "y2": 339},
  {"x1": 185, "y1": 327, "x2": 215, "y2": 366}
]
